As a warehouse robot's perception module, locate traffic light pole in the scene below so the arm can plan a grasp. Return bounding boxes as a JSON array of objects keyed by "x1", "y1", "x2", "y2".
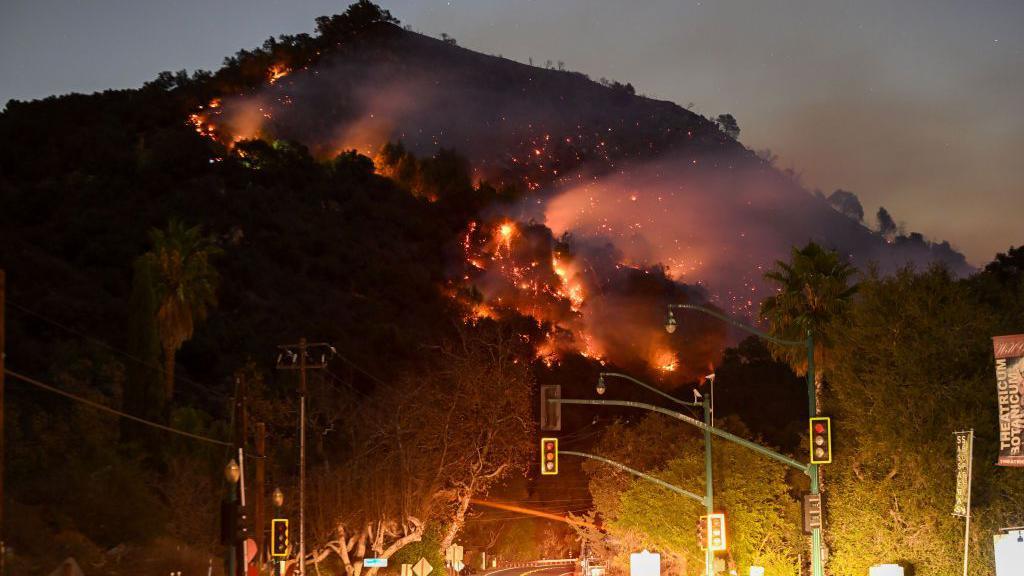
[
  {"x1": 807, "y1": 332, "x2": 824, "y2": 576},
  {"x1": 552, "y1": 391, "x2": 812, "y2": 574},
  {"x1": 703, "y1": 395, "x2": 714, "y2": 576},
  {"x1": 668, "y1": 304, "x2": 824, "y2": 576}
]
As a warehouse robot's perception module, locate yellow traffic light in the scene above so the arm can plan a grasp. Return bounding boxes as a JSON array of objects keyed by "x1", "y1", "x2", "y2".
[
  {"x1": 809, "y1": 417, "x2": 832, "y2": 464},
  {"x1": 271, "y1": 518, "x2": 289, "y2": 558},
  {"x1": 541, "y1": 437, "x2": 559, "y2": 475},
  {"x1": 707, "y1": 513, "x2": 727, "y2": 552}
]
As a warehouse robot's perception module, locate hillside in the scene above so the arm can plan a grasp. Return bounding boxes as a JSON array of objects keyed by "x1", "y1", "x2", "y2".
[
  {"x1": 196, "y1": 17, "x2": 972, "y2": 308},
  {"x1": 0, "y1": 2, "x2": 988, "y2": 571}
]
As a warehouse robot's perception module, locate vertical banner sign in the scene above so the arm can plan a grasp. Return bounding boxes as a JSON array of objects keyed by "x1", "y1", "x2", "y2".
[
  {"x1": 993, "y1": 334, "x2": 1024, "y2": 466},
  {"x1": 952, "y1": 431, "x2": 972, "y2": 516}
]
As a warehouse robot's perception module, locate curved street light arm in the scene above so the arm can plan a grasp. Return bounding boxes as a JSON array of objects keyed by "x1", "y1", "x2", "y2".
[
  {"x1": 599, "y1": 371, "x2": 702, "y2": 407},
  {"x1": 668, "y1": 303, "x2": 809, "y2": 348},
  {"x1": 554, "y1": 397, "x2": 810, "y2": 475}
]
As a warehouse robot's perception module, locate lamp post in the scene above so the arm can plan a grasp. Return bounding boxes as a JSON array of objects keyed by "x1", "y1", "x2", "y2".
[
  {"x1": 595, "y1": 372, "x2": 714, "y2": 576},
  {"x1": 225, "y1": 459, "x2": 241, "y2": 576},
  {"x1": 665, "y1": 304, "x2": 823, "y2": 576}
]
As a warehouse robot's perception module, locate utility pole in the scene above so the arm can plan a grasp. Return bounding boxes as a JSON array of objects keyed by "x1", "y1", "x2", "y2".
[
  {"x1": 1, "y1": 269, "x2": 5, "y2": 576},
  {"x1": 235, "y1": 375, "x2": 248, "y2": 576},
  {"x1": 255, "y1": 422, "x2": 266, "y2": 568},
  {"x1": 667, "y1": 305, "x2": 825, "y2": 576},
  {"x1": 276, "y1": 339, "x2": 332, "y2": 576}
]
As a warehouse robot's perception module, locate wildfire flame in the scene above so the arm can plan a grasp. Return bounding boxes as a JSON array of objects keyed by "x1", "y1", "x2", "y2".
[
  {"x1": 268, "y1": 64, "x2": 290, "y2": 84},
  {"x1": 651, "y1": 348, "x2": 679, "y2": 372}
]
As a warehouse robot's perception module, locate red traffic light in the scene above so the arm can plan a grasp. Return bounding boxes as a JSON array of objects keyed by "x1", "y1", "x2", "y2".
[
  {"x1": 541, "y1": 437, "x2": 559, "y2": 475},
  {"x1": 809, "y1": 417, "x2": 832, "y2": 464},
  {"x1": 707, "y1": 513, "x2": 727, "y2": 551}
]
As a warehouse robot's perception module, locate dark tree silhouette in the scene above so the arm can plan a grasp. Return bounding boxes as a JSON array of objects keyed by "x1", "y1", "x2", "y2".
[
  {"x1": 828, "y1": 189, "x2": 864, "y2": 222},
  {"x1": 715, "y1": 113, "x2": 740, "y2": 139}
]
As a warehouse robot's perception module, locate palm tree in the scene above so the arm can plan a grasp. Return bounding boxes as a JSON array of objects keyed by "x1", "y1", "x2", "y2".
[
  {"x1": 760, "y1": 242, "x2": 857, "y2": 402},
  {"x1": 141, "y1": 220, "x2": 221, "y2": 401}
]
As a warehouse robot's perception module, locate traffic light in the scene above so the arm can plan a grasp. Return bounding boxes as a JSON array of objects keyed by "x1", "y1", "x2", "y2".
[
  {"x1": 809, "y1": 417, "x2": 832, "y2": 464},
  {"x1": 220, "y1": 502, "x2": 249, "y2": 544},
  {"x1": 541, "y1": 437, "x2": 559, "y2": 475},
  {"x1": 236, "y1": 504, "x2": 250, "y2": 543},
  {"x1": 271, "y1": 519, "x2": 289, "y2": 557},
  {"x1": 697, "y1": 515, "x2": 708, "y2": 549},
  {"x1": 707, "y1": 513, "x2": 727, "y2": 552}
]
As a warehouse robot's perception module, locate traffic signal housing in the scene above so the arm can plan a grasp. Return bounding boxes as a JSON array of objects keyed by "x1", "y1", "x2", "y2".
[
  {"x1": 809, "y1": 417, "x2": 833, "y2": 464},
  {"x1": 707, "y1": 513, "x2": 727, "y2": 552},
  {"x1": 220, "y1": 502, "x2": 249, "y2": 544},
  {"x1": 541, "y1": 437, "x2": 559, "y2": 475},
  {"x1": 540, "y1": 385, "x2": 562, "y2": 431},
  {"x1": 271, "y1": 519, "x2": 289, "y2": 557}
]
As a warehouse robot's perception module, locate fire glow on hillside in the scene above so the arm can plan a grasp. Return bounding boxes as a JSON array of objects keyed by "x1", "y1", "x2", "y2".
[
  {"x1": 454, "y1": 218, "x2": 685, "y2": 374},
  {"x1": 183, "y1": 62, "x2": 730, "y2": 378}
]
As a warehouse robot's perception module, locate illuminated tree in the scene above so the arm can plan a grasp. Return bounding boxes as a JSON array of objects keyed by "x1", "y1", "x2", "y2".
[
  {"x1": 760, "y1": 242, "x2": 857, "y2": 399},
  {"x1": 305, "y1": 322, "x2": 534, "y2": 574},
  {"x1": 825, "y1": 267, "x2": 1024, "y2": 575},
  {"x1": 582, "y1": 416, "x2": 802, "y2": 575}
]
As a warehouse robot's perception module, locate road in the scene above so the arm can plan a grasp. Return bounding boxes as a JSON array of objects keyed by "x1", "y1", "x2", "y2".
[{"x1": 483, "y1": 563, "x2": 575, "y2": 576}]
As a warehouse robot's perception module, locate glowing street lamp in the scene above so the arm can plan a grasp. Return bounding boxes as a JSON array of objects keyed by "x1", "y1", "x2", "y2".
[
  {"x1": 664, "y1": 310, "x2": 677, "y2": 334},
  {"x1": 225, "y1": 459, "x2": 241, "y2": 484}
]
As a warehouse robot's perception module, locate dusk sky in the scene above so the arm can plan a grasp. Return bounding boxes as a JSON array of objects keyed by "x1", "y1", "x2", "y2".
[{"x1": 3, "y1": 0, "x2": 1021, "y2": 264}]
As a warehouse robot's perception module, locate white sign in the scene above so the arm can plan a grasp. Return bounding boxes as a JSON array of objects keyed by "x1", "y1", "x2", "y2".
[
  {"x1": 365, "y1": 559, "x2": 388, "y2": 568},
  {"x1": 413, "y1": 557, "x2": 434, "y2": 576},
  {"x1": 869, "y1": 565, "x2": 904, "y2": 576},
  {"x1": 446, "y1": 544, "x2": 464, "y2": 564},
  {"x1": 452, "y1": 561, "x2": 465, "y2": 572},
  {"x1": 749, "y1": 567, "x2": 765, "y2": 576},
  {"x1": 401, "y1": 564, "x2": 413, "y2": 576},
  {"x1": 629, "y1": 550, "x2": 660, "y2": 576},
  {"x1": 994, "y1": 532, "x2": 1024, "y2": 575}
]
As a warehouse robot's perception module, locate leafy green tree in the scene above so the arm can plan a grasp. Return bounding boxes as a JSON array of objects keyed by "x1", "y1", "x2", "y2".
[
  {"x1": 760, "y1": 242, "x2": 857, "y2": 400},
  {"x1": 825, "y1": 266, "x2": 1024, "y2": 575},
  {"x1": 140, "y1": 220, "x2": 221, "y2": 401},
  {"x1": 585, "y1": 416, "x2": 802, "y2": 576}
]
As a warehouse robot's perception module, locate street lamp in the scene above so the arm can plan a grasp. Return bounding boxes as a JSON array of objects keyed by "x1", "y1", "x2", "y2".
[
  {"x1": 596, "y1": 372, "x2": 713, "y2": 576},
  {"x1": 665, "y1": 302, "x2": 823, "y2": 576},
  {"x1": 226, "y1": 459, "x2": 241, "y2": 484}
]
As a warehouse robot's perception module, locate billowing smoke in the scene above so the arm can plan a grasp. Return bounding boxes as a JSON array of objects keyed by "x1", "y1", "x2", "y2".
[{"x1": 193, "y1": 23, "x2": 972, "y2": 375}]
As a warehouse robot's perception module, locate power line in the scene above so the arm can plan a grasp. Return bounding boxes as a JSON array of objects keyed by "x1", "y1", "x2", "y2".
[
  {"x1": 6, "y1": 299, "x2": 227, "y2": 400},
  {"x1": 4, "y1": 368, "x2": 232, "y2": 447},
  {"x1": 334, "y1": 353, "x2": 393, "y2": 388}
]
